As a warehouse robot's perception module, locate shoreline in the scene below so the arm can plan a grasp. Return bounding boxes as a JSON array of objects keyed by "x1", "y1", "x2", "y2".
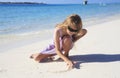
[
  {"x1": 0, "y1": 14, "x2": 120, "y2": 53},
  {"x1": 0, "y1": 29, "x2": 53, "y2": 52},
  {"x1": 83, "y1": 13, "x2": 120, "y2": 27},
  {"x1": 0, "y1": 2, "x2": 47, "y2": 4},
  {"x1": 0, "y1": 14, "x2": 120, "y2": 52},
  {"x1": 1, "y1": 13, "x2": 120, "y2": 35},
  {"x1": 0, "y1": 18, "x2": 120, "y2": 78}
]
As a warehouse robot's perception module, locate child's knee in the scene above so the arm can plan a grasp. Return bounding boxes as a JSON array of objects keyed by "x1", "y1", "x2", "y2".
[
  {"x1": 62, "y1": 36, "x2": 73, "y2": 51},
  {"x1": 63, "y1": 36, "x2": 72, "y2": 44}
]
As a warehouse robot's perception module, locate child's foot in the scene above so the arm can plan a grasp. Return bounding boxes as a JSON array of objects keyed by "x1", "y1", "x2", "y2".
[
  {"x1": 30, "y1": 54, "x2": 33, "y2": 59},
  {"x1": 29, "y1": 54, "x2": 39, "y2": 59}
]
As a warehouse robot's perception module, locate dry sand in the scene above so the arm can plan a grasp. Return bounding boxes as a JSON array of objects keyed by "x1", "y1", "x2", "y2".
[{"x1": 0, "y1": 19, "x2": 120, "y2": 78}]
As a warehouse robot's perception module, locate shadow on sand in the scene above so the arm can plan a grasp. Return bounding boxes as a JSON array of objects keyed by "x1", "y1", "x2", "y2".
[{"x1": 69, "y1": 54, "x2": 120, "y2": 69}]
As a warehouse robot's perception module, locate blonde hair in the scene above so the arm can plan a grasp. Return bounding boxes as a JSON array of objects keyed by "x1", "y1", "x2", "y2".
[{"x1": 56, "y1": 14, "x2": 82, "y2": 30}]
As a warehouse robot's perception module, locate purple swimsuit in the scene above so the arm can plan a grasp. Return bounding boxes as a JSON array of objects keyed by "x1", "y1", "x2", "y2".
[{"x1": 40, "y1": 30, "x2": 73, "y2": 54}]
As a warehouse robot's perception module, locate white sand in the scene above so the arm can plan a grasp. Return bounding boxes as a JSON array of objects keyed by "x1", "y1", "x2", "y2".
[{"x1": 0, "y1": 19, "x2": 120, "y2": 78}]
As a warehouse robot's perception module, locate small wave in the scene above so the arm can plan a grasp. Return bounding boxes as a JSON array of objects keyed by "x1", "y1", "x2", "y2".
[
  {"x1": 0, "y1": 29, "x2": 54, "y2": 41},
  {"x1": 83, "y1": 13, "x2": 120, "y2": 27},
  {"x1": 15, "y1": 29, "x2": 53, "y2": 36}
]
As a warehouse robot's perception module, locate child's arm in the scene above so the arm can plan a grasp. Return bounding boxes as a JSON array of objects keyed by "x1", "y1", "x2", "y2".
[
  {"x1": 72, "y1": 29, "x2": 87, "y2": 43},
  {"x1": 54, "y1": 28, "x2": 74, "y2": 69}
]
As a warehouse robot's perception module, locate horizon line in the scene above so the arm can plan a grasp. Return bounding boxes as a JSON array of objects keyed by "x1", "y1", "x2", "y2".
[{"x1": 0, "y1": 1, "x2": 120, "y2": 4}]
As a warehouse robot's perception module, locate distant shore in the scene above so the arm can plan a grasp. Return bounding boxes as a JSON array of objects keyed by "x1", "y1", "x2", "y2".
[{"x1": 0, "y1": 2, "x2": 47, "y2": 4}]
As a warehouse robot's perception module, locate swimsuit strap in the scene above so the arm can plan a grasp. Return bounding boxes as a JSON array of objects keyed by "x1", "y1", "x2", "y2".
[
  {"x1": 59, "y1": 29, "x2": 63, "y2": 38},
  {"x1": 59, "y1": 29, "x2": 73, "y2": 40}
]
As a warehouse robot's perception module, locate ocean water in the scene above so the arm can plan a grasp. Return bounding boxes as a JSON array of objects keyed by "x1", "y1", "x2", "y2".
[
  {"x1": 0, "y1": 3, "x2": 120, "y2": 35},
  {"x1": 0, "y1": 3, "x2": 120, "y2": 52}
]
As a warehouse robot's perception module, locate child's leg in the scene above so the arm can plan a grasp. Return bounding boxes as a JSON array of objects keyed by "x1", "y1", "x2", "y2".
[
  {"x1": 62, "y1": 36, "x2": 73, "y2": 57},
  {"x1": 30, "y1": 53, "x2": 39, "y2": 59},
  {"x1": 30, "y1": 53, "x2": 56, "y2": 62}
]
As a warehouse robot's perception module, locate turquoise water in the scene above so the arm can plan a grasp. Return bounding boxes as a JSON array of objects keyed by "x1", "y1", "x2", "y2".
[{"x1": 0, "y1": 3, "x2": 120, "y2": 35}]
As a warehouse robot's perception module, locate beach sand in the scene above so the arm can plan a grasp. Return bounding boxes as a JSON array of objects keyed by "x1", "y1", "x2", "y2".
[{"x1": 0, "y1": 19, "x2": 120, "y2": 78}]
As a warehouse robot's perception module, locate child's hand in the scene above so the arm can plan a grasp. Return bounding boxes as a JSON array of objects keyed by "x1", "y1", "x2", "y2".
[{"x1": 66, "y1": 60, "x2": 75, "y2": 70}]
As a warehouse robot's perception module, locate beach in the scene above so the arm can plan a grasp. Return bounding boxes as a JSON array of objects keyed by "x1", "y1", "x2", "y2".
[{"x1": 0, "y1": 18, "x2": 120, "y2": 78}]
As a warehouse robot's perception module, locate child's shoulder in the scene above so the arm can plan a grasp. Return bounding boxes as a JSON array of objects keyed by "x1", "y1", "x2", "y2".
[
  {"x1": 54, "y1": 27, "x2": 65, "y2": 37},
  {"x1": 54, "y1": 27, "x2": 63, "y2": 32}
]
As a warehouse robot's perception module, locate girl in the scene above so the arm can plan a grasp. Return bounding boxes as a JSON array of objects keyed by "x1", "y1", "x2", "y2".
[{"x1": 30, "y1": 14, "x2": 87, "y2": 69}]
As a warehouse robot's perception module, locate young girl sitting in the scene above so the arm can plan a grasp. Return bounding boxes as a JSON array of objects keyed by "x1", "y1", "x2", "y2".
[{"x1": 30, "y1": 14, "x2": 87, "y2": 69}]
